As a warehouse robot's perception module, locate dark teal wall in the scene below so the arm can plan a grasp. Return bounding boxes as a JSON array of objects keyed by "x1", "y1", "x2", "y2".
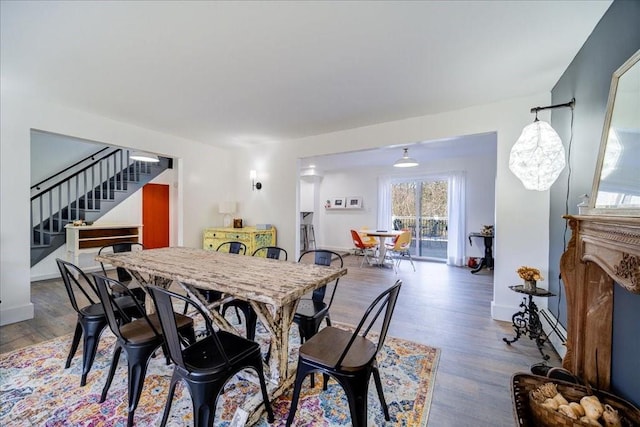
[{"x1": 548, "y1": 0, "x2": 640, "y2": 405}]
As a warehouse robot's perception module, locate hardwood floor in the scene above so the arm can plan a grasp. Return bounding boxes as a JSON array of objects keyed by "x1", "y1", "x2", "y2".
[{"x1": 1, "y1": 254, "x2": 561, "y2": 426}]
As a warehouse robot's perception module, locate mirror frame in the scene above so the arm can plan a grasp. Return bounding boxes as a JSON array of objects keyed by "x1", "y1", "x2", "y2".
[{"x1": 588, "y1": 49, "x2": 640, "y2": 216}]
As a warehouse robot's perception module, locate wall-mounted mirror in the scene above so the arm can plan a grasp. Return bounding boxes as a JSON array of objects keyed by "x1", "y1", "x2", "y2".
[{"x1": 589, "y1": 49, "x2": 640, "y2": 215}]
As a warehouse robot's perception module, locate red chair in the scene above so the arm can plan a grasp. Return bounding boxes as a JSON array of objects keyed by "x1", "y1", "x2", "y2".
[{"x1": 351, "y1": 229, "x2": 378, "y2": 267}]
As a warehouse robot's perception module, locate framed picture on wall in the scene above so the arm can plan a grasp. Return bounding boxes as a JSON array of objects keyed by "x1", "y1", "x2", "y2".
[
  {"x1": 331, "y1": 197, "x2": 346, "y2": 209},
  {"x1": 346, "y1": 197, "x2": 362, "y2": 209}
]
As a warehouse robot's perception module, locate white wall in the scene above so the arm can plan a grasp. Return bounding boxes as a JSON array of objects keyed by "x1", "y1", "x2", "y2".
[
  {"x1": 236, "y1": 93, "x2": 554, "y2": 322},
  {"x1": 30, "y1": 131, "x2": 105, "y2": 184},
  {"x1": 1, "y1": 89, "x2": 235, "y2": 325}
]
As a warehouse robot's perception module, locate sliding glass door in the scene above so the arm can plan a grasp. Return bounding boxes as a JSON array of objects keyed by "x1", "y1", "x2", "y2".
[{"x1": 391, "y1": 179, "x2": 448, "y2": 260}]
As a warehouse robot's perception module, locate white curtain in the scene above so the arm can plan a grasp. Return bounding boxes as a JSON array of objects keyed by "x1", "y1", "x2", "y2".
[
  {"x1": 377, "y1": 171, "x2": 466, "y2": 266},
  {"x1": 377, "y1": 175, "x2": 393, "y2": 230},
  {"x1": 447, "y1": 171, "x2": 466, "y2": 266}
]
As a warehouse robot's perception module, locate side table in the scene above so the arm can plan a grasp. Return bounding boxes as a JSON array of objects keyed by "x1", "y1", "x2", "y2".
[
  {"x1": 503, "y1": 285, "x2": 556, "y2": 360},
  {"x1": 468, "y1": 232, "x2": 494, "y2": 274}
]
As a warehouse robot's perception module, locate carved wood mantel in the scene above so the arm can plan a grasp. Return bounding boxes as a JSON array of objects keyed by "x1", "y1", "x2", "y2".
[{"x1": 560, "y1": 215, "x2": 640, "y2": 390}]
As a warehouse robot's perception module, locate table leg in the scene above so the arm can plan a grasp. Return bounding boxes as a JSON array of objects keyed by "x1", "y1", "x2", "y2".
[
  {"x1": 128, "y1": 271, "x2": 172, "y2": 314},
  {"x1": 251, "y1": 299, "x2": 298, "y2": 383}
]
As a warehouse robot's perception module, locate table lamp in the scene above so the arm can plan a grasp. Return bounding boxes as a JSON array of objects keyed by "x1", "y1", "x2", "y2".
[{"x1": 219, "y1": 201, "x2": 236, "y2": 228}]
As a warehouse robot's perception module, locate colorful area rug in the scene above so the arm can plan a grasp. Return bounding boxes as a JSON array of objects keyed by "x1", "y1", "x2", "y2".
[{"x1": 0, "y1": 320, "x2": 439, "y2": 426}]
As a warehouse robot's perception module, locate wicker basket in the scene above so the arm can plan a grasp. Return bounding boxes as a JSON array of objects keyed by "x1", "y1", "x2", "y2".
[{"x1": 511, "y1": 373, "x2": 640, "y2": 427}]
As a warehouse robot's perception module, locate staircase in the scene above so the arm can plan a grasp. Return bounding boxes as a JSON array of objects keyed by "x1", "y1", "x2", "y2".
[{"x1": 30, "y1": 148, "x2": 170, "y2": 266}]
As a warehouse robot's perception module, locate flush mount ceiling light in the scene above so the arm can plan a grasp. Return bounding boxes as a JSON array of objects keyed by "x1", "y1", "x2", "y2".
[
  {"x1": 393, "y1": 148, "x2": 419, "y2": 168},
  {"x1": 509, "y1": 99, "x2": 575, "y2": 191},
  {"x1": 130, "y1": 151, "x2": 160, "y2": 162}
]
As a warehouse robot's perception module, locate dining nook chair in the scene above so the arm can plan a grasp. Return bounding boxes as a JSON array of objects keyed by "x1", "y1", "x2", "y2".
[
  {"x1": 93, "y1": 274, "x2": 195, "y2": 427},
  {"x1": 385, "y1": 229, "x2": 416, "y2": 273},
  {"x1": 350, "y1": 229, "x2": 378, "y2": 267},
  {"x1": 286, "y1": 280, "x2": 403, "y2": 427},
  {"x1": 55, "y1": 258, "x2": 144, "y2": 386},
  {"x1": 147, "y1": 285, "x2": 275, "y2": 427}
]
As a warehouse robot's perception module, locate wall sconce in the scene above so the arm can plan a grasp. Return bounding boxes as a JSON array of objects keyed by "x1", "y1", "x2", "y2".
[
  {"x1": 250, "y1": 170, "x2": 262, "y2": 190},
  {"x1": 509, "y1": 98, "x2": 575, "y2": 191}
]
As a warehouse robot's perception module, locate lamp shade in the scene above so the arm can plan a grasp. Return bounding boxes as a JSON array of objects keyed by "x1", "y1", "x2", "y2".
[
  {"x1": 509, "y1": 120, "x2": 566, "y2": 191},
  {"x1": 393, "y1": 148, "x2": 419, "y2": 168}
]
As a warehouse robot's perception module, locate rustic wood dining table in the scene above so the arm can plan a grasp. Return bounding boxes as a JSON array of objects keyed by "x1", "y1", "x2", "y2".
[{"x1": 96, "y1": 246, "x2": 347, "y2": 423}]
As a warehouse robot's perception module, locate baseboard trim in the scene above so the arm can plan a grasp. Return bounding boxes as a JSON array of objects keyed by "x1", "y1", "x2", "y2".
[
  {"x1": 540, "y1": 308, "x2": 567, "y2": 359},
  {"x1": 0, "y1": 303, "x2": 35, "y2": 326}
]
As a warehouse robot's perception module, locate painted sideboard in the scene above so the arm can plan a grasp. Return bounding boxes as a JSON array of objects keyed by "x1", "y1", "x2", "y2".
[{"x1": 203, "y1": 226, "x2": 276, "y2": 255}]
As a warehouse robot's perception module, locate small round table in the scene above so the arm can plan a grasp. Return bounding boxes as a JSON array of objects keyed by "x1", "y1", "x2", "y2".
[{"x1": 503, "y1": 285, "x2": 556, "y2": 360}]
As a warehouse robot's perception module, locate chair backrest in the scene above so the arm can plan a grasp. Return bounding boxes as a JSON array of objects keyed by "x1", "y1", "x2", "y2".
[
  {"x1": 98, "y1": 242, "x2": 145, "y2": 282},
  {"x1": 252, "y1": 246, "x2": 288, "y2": 260},
  {"x1": 147, "y1": 285, "x2": 231, "y2": 370},
  {"x1": 92, "y1": 274, "x2": 159, "y2": 343},
  {"x1": 56, "y1": 258, "x2": 100, "y2": 313},
  {"x1": 335, "y1": 280, "x2": 402, "y2": 369},
  {"x1": 392, "y1": 230, "x2": 412, "y2": 250},
  {"x1": 216, "y1": 241, "x2": 247, "y2": 255},
  {"x1": 359, "y1": 228, "x2": 378, "y2": 246},
  {"x1": 298, "y1": 249, "x2": 344, "y2": 303},
  {"x1": 350, "y1": 229, "x2": 368, "y2": 249}
]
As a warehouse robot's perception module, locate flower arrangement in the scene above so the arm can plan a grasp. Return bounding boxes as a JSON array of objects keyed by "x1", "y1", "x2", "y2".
[{"x1": 517, "y1": 266, "x2": 543, "y2": 282}]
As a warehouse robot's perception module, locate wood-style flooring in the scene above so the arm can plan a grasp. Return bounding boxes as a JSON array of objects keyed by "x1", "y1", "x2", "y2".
[{"x1": 0, "y1": 254, "x2": 561, "y2": 426}]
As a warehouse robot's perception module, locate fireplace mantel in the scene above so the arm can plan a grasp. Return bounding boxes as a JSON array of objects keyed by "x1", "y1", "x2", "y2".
[{"x1": 560, "y1": 215, "x2": 640, "y2": 390}]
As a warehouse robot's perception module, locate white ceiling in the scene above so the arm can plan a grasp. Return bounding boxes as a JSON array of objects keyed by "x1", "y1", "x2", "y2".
[{"x1": 2, "y1": 0, "x2": 611, "y2": 160}]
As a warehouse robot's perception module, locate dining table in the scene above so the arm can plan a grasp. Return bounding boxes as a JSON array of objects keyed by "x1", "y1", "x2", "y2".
[
  {"x1": 95, "y1": 246, "x2": 347, "y2": 423},
  {"x1": 359, "y1": 229, "x2": 404, "y2": 266}
]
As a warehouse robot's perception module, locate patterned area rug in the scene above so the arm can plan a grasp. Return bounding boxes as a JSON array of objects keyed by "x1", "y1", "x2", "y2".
[{"x1": 0, "y1": 320, "x2": 439, "y2": 426}]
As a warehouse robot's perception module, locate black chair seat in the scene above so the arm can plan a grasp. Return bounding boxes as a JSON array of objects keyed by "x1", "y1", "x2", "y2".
[
  {"x1": 294, "y1": 299, "x2": 327, "y2": 319},
  {"x1": 80, "y1": 295, "x2": 142, "y2": 318},
  {"x1": 120, "y1": 312, "x2": 193, "y2": 345},
  {"x1": 183, "y1": 331, "x2": 261, "y2": 372},
  {"x1": 298, "y1": 327, "x2": 377, "y2": 371}
]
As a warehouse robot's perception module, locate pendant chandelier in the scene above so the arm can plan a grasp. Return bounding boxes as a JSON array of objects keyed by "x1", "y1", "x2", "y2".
[
  {"x1": 509, "y1": 99, "x2": 575, "y2": 191},
  {"x1": 393, "y1": 148, "x2": 418, "y2": 168}
]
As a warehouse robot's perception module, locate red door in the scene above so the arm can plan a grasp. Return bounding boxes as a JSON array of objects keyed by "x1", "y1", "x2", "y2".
[{"x1": 142, "y1": 183, "x2": 169, "y2": 248}]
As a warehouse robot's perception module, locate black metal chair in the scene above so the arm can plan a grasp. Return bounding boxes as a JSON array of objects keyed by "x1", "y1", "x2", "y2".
[
  {"x1": 294, "y1": 250, "x2": 344, "y2": 344},
  {"x1": 98, "y1": 242, "x2": 146, "y2": 305},
  {"x1": 286, "y1": 280, "x2": 402, "y2": 427},
  {"x1": 251, "y1": 245, "x2": 288, "y2": 260},
  {"x1": 55, "y1": 258, "x2": 144, "y2": 386},
  {"x1": 147, "y1": 285, "x2": 275, "y2": 427},
  {"x1": 215, "y1": 241, "x2": 247, "y2": 255},
  {"x1": 93, "y1": 274, "x2": 195, "y2": 427},
  {"x1": 220, "y1": 245, "x2": 289, "y2": 341}
]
